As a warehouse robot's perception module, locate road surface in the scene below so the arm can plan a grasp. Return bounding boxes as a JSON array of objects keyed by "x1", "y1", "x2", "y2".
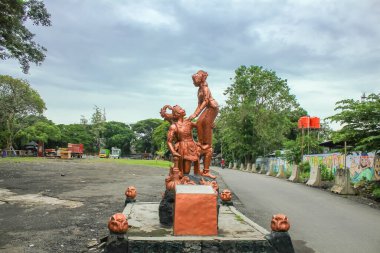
[{"x1": 214, "y1": 168, "x2": 380, "y2": 253}]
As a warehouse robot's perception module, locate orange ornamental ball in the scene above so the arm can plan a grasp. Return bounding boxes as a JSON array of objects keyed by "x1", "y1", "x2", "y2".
[
  {"x1": 271, "y1": 214, "x2": 290, "y2": 232},
  {"x1": 125, "y1": 186, "x2": 137, "y2": 199},
  {"x1": 220, "y1": 189, "x2": 232, "y2": 202},
  {"x1": 108, "y1": 213, "x2": 129, "y2": 233}
]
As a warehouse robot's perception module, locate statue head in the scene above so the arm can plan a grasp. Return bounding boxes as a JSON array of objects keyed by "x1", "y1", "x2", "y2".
[
  {"x1": 125, "y1": 186, "x2": 137, "y2": 199},
  {"x1": 108, "y1": 213, "x2": 129, "y2": 234},
  {"x1": 270, "y1": 214, "x2": 290, "y2": 232},
  {"x1": 192, "y1": 70, "x2": 208, "y2": 87},
  {"x1": 160, "y1": 105, "x2": 186, "y2": 122}
]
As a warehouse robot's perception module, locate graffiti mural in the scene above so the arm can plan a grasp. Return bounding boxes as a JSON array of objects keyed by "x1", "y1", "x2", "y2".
[{"x1": 303, "y1": 152, "x2": 377, "y2": 183}]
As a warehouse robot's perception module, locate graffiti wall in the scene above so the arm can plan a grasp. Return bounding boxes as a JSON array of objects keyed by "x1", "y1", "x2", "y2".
[
  {"x1": 303, "y1": 153, "x2": 378, "y2": 183},
  {"x1": 256, "y1": 157, "x2": 292, "y2": 174}
]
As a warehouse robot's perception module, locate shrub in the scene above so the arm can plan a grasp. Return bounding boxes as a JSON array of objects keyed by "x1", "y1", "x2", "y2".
[
  {"x1": 321, "y1": 164, "x2": 334, "y2": 181},
  {"x1": 372, "y1": 188, "x2": 380, "y2": 199}
]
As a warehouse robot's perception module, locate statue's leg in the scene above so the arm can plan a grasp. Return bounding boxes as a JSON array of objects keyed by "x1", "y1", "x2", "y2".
[
  {"x1": 194, "y1": 160, "x2": 201, "y2": 175},
  {"x1": 201, "y1": 147, "x2": 216, "y2": 179},
  {"x1": 183, "y1": 160, "x2": 191, "y2": 175}
]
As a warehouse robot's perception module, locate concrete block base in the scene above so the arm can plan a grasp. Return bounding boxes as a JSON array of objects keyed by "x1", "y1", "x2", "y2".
[{"x1": 104, "y1": 202, "x2": 282, "y2": 252}]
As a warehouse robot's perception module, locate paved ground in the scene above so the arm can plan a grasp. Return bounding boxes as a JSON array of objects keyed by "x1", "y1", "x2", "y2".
[
  {"x1": 0, "y1": 159, "x2": 232, "y2": 253},
  {"x1": 214, "y1": 167, "x2": 380, "y2": 253}
]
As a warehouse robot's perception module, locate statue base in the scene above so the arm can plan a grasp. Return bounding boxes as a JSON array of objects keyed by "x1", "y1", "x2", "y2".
[{"x1": 105, "y1": 202, "x2": 283, "y2": 252}]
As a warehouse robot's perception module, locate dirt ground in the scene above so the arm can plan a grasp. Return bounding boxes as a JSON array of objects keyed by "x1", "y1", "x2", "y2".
[{"x1": 0, "y1": 158, "x2": 232, "y2": 253}]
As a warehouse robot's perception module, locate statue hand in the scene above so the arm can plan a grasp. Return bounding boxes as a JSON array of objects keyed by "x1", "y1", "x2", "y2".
[
  {"x1": 173, "y1": 152, "x2": 181, "y2": 158},
  {"x1": 188, "y1": 114, "x2": 196, "y2": 120}
]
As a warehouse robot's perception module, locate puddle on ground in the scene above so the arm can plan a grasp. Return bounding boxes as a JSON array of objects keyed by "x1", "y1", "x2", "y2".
[{"x1": 0, "y1": 188, "x2": 83, "y2": 208}]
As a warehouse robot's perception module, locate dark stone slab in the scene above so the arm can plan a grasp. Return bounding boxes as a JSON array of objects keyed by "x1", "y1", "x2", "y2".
[
  {"x1": 159, "y1": 189, "x2": 175, "y2": 226},
  {"x1": 265, "y1": 232, "x2": 295, "y2": 253},
  {"x1": 104, "y1": 234, "x2": 128, "y2": 253}
]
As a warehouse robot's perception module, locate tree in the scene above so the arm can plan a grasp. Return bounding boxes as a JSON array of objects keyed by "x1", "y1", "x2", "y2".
[
  {"x1": 57, "y1": 124, "x2": 94, "y2": 153},
  {"x1": 15, "y1": 120, "x2": 60, "y2": 147},
  {"x1": 103, "y1": 121, "x2": 135, "y2": 155},
  {"x1": 328, "y1": 93, "x2": 380, "y2": 152},
  {"x1": 0, "y1": 75, "x2": 45, "y2": 149},
  {"x1": 0, "y1": 0, "x2": 51, "y2": 73},
  {"x1": 91, "y1": 105, "x2": 106, "y2": 151},
  {"x1": 217, "y1": 65, "x2": 304, "y2": 164},
  {"x1": 131, "y1": 119, "x2": 162, "y2": 154},
  {"x1": 152, "y1": 120, "x2": 170, "y2": 158}
]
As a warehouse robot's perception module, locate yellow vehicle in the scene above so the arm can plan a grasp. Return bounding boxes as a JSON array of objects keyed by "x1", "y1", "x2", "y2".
[{"x1": 99, "y1": 148, "x2": 110, "y2": 158}]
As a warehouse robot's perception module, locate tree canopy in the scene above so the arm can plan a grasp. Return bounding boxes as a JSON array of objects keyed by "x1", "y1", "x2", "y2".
[
  {"x1": 217, "y1": 65, "x2": 305, "y2": 163},
  {"x1": 328, "y1": 93, "x2": 380, "y2": 152},
  {"x1": 0, "y1": 0, "x2": 51, "y2": 73},
  {"x1": 132, "y1": 118, "x2": 162, "y2": 153},
  {"x1": 0, "y1": 75, "x2": 45, "y2": 148}
]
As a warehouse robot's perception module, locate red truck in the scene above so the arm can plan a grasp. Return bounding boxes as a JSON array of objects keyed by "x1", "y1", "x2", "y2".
[{"x1": 67, "y1": 143, "x2": 84, "y2": 158}]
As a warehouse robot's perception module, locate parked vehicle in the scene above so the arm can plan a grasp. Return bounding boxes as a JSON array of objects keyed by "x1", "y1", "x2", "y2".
[
  {"x1": 110, "y1": 147, "x2": 121, "y2": 159},
  {"x1": 99, "y1": 148, "x2": 110, "y2": 158},
  {"x1": 68, "y1": 143, "x2": 84, "y2": 158}
]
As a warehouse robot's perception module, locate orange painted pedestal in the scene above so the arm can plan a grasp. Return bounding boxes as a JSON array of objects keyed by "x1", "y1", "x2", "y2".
[{"x1": 174, "y1": 185, "x2": 217, "y2": 236}]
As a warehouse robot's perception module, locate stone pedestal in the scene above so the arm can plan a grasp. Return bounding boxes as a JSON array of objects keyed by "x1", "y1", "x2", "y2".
[
  {"x1": 174, "y1": 185, "x2": 217, "y2": 236},
  {"x1": 306, "y1": 165, "x2": 321, "y2": 187},
  {"x1": 331, "y1": 169, "x2": 356, "y2": 195}
]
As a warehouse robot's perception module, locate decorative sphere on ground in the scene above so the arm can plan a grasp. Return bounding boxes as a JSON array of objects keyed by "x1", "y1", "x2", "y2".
[
  {"x1": 108, "y1": 213, "x2": 129, "y2": 233},
  {"x1": 220, "y1": 189, "x2": 232, "y2": 202},
  {"x1": 271, "y1": 214, "x2": 290, "y2": 232},
  {"x1": 125, "y1": 186, "x2": 137, "y2": 199}
]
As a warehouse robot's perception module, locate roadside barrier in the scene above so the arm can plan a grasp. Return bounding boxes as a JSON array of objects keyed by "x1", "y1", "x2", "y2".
[
  {"x1": 306, "y1": 164, "x2": 321, "y2": 187},
  {"x1": 276, "y1": 164, "x2": 286, "y2": 179},
  {"x1": 331, "y1": 169, "x2": 356, "y2": 195},
  {"x1": 288, "y1": 165, "x2": 299, "y2": 182}
]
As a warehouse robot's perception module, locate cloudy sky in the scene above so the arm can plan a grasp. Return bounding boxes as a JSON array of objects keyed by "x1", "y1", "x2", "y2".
[{"x1": 1, "y1": 0, "x2": 379, "y2": 128}]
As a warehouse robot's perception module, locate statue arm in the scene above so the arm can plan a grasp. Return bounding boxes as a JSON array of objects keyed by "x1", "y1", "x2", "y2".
[
  {"x1": 167, "y1": 125, "x2": 180, "y2": 157},
  {"x1": 189, "y1": 86, "x2": 210, "y2": 120}
]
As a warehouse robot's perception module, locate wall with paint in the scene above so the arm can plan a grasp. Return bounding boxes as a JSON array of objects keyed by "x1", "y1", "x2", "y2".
[
  {"x1": 256, "y1": 157, "x2": 292, "y2": 174},
  {"x1": 303, "y1": 153, "x2": 379, "y2": 183}
]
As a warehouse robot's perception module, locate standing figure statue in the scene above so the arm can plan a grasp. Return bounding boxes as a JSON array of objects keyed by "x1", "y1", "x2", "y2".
[
  {"x1": 188, "y1": 70, "x2": 219, "y2": 179},
  {"x1": 160, "y1": 105, "x2": 201, "y2": 176}
]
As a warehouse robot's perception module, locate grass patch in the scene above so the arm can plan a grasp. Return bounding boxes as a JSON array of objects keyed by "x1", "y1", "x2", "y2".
[
  {"x1": 93, "y1": 158, "x2": 172, "y2": 168},
  {"x1": 0, "y1": 157, "x2": 172, "y2": 168},
  {"x1": 235, "y1": 214, "x2": 244, "y2": 222}
]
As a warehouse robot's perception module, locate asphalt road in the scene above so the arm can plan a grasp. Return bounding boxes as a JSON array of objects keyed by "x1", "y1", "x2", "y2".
[{"x1": 213, "y1": 167, "x2": 380, "y2": 253}]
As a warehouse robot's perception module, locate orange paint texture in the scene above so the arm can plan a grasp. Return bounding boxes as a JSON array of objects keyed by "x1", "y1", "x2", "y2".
[{"x1": 174, "y1": 185, "x2": 217, "y2": 236}]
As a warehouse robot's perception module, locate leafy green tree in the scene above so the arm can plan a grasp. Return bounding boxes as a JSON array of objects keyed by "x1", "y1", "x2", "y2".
[
  {"x1": 15, "y1": 120, "x2": 60, "y2": 147},
  {"x1": 91, "y1": 105, "x2": 106, "y2": 152},
  {"x1": 328, "y1": 93, "x2": 380, "y2": 152},
  {"x1": 217, "y1": 65, "x2": 304, "y2": 164},
  {"x1": 0, "y1": 75, "x2": 45, "y2": 149},
  {"x1": 103, "y1": 121, "x2": 135, "y2": 155},
  {"x1": 57, "y1": 124, "x2": 94, "y2": 153},
  {"x1": 0, "y1": 0, "x2": 51, "y2": 73},
  {"x1": 131, "y1": 118, "x2": 162, "y2": 154},
  {"x1": 152, "y1": 120, "x2": 170, "y2": 158}
]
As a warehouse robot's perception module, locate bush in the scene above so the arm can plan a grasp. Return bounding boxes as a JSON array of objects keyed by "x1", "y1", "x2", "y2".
[
  {"x1": 372, "y1": 188, "x2": 380, "y2": 199},
  {"x1": 300, "y1": 171, "x2": 310, "y2": 183},
  {"x1": 321, "y1": 164, "x2": 334, "y2": 181},
  {"x1": 299, "y1": 161, "x2": 310, "y2": 173},
  {"x1": 285, "y1": 168, "x2": 292, "y2": 178}
]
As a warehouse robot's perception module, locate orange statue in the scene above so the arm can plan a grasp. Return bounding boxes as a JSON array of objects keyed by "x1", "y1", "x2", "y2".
[
  {"x1": 108, "y1": 213, "x2": 129, "y2": 234},
  {"x1": 271, "y1": 214, "x2": 290, "y2": 232},
  {"x1": 160, "y1": 105, "x2": 201, "y2": 176},
  {"x1": 199, "y1": 178, "x2": 219, "y2": 193},
  {"x1": 165, "y1": 167, "x2": 182, "y2": 191},
  {"x1": 125, "y1": 186, "x2": 137, "y2": 199},
  {"x1": 188, "y1": 70, "x2": 219, "y2": 179},
  {"x1": 220, "y1": 189, "x2": 232, "y2": 202}
]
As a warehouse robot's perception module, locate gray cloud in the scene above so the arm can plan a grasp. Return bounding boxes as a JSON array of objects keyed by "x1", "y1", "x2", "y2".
[{"x1": 1, "y1": 0, "x2": 379, "y2": 127}]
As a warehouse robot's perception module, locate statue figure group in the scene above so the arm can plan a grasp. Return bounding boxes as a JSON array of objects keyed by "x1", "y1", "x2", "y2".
[{"x1": 160, "y1": 70, "x2": 219, "y2": 179}]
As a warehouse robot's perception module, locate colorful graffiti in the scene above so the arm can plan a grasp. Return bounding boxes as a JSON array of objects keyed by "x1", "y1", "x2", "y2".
[
  {"x1": 303, "y1": 153, "x2": 378, "y2": 183},
  {"x1": 256, "y1": 157, "x2": 292, "y2": 174}
]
